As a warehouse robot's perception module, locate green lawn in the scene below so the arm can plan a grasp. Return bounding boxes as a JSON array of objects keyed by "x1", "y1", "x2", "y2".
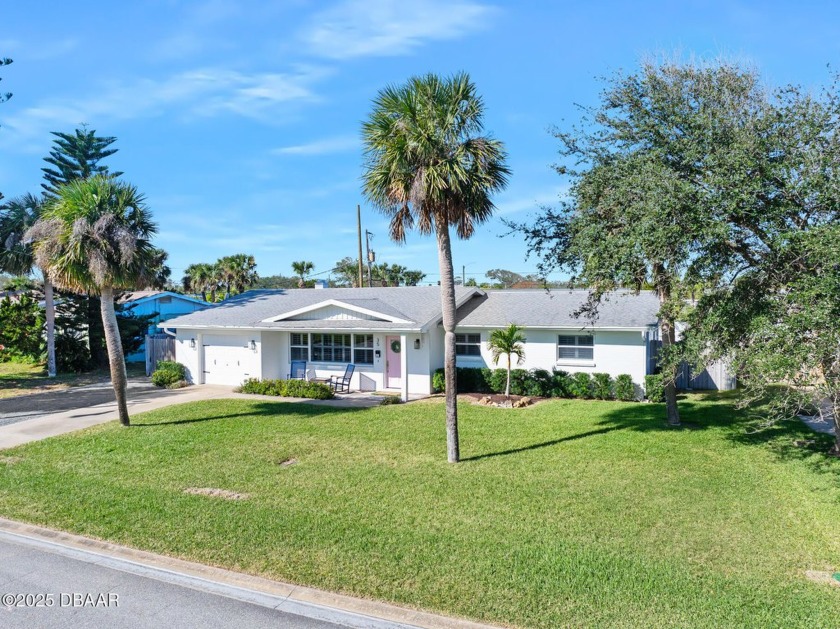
[
  {"x1": 0, "y1": 361, "x2": 146, "y2": 399},
  {"x1": 0, "y1": 395, "x2": 838, "y2": 627}
]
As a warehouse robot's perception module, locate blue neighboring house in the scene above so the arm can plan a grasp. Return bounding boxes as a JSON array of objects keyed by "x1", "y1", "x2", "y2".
[{"x1": 119, "y1": 291, "x2": 213, "y2": 362}]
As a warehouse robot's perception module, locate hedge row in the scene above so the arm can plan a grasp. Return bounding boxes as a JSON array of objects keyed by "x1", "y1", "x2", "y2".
[
  {"x1": 237, "y1": 378, "x2": 334, "y2": 400},
  {"x1": 432, "y1": 367, "x2": 640, "y2": 401}
]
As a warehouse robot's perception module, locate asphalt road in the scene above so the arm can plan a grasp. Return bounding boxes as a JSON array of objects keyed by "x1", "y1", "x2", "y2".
[{"x1": 0, "y1": 533, "x2": 405, "y2": 629}]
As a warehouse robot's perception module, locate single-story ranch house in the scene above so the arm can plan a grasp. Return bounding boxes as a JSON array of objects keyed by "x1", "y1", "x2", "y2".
[{"x1": 161, "y1": 286, "x2": 664, "y2": 400}]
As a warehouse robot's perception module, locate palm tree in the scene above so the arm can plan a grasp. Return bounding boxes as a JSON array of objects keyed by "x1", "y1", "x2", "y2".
[
  {"x1": 291, "y1": 260, "x2": 314, "y2": 288},
  {"x1": 361, "y1": 72, "x2": 510, "y2": 463},
  {"x1": 488, "y1": 324, "x2": 526, "y2": 398},
  {"x1": 230, "y1": 253, "x2": 258, "y2": 293},
  {"x1": 183, "y1": 262, "x2": 214, "y2": 301},
  {"x1": 25, "y1": 175, "x2": 158, "y2": 427},
  {"x1": 0, "y1": 193, "x2": 57, "y2": 377}
]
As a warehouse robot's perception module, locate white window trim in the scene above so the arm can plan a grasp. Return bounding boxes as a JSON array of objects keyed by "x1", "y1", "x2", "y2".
[
  {"x1": 291, "y1": 333, "x2": 376, "y2": 366},
  {"x1": 353, "y1": 334, "x2": 375, "y2": 366},
  {"x1": 556, "y1": 334, "x2": 594, "y2": 365},
  {"x1": 455, "y1": 332, "x2": 482, "y2": 357},
  {"x1": 289, "y1": 333, "x2": 309, "y2": 362}
]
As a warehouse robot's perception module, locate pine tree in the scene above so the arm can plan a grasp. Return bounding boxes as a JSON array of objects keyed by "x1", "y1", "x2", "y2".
[
  {"x1": 41, "y1": 126, "x2": 122, "y2": 367},
  {"x1": 41, "y1": 126, "x2": 123, "y2": 196}
]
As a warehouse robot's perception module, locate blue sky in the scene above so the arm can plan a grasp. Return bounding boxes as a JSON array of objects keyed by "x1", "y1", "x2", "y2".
[{"x1": 1, "y1": 1, "x2": 839, "y2": 285}]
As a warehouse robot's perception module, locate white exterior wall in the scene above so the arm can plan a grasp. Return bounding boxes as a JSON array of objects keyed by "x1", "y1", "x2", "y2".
[
  {"x1": 428, "y1": 325, "x2": 445, "y2": 372},
  {"x1": 174, "y1": 332, "x2": 200, "y2": 384},
  {"x1": 261, "y1": 332, "x2": 284, "y2": 380},
  {"x1": 455, "y1": 328, "x2": 649, "y2": 389},
  {"x1": 405, "y1": 333, "x2": 432, "y2": 395}
]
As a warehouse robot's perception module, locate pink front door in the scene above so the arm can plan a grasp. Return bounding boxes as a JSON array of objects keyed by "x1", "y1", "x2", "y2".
[{"x1": 385, "y1": 336, "x2": 402, "y2": 389}]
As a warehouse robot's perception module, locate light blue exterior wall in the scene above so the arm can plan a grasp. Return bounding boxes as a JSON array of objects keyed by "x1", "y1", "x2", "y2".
[{"x1": 123, "y1": 293, "x2": 212, "y2": 362}]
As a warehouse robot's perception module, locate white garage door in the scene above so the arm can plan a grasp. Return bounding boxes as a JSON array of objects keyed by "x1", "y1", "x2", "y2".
[{"x1": 203, "y1": 336, "x2": 253, "y2": 385}]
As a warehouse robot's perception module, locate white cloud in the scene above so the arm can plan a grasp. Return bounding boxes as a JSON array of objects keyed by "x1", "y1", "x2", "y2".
[
  {"x1": 0, "y1": 66, "x2": 327, "y2": 151},
  {"x1": 302, "y1": 0, "x2": 497, "y2": 59},
  {"x1": 271, "y1": 134, "x2": 359, "y2": 156}
]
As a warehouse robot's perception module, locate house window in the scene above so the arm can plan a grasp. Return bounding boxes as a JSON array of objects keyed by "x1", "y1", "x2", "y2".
[
  {"x1": 290, "y1": 333, "x2": 309, "y2": 361},
  {"x1": 311, "y1": 333, "x2": 352, "y2": 362},
  {"x1": 158, "y1": 296, "x2": 172, "y2": 304},
  {"x1": 354, "y1": 334, "x2": 374, "y2": 365},
  {"x1": 455, "y1": 333, "x2": 481, "y2": 356},
  {"x1": 557, "y1": 335, "x2": 594, "y2": 361}
]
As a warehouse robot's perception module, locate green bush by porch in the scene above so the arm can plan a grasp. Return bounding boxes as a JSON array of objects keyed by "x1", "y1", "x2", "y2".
[{"x1": 237, "y1": 377, "x2": 334, "y2": 399}]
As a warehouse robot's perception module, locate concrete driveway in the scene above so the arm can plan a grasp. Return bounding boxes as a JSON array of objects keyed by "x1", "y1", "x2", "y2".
[{"x1": 0, "y1": 380, "x2": 235, "y2": 450}]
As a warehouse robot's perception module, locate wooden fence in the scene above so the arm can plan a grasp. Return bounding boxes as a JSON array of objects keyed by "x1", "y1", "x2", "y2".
[
  {"x1": 145, "y1": 334, "x2": 176, "y2": 375},
  {"x1": 674, "y1": 360, "x2": 737, "y2": 391}
]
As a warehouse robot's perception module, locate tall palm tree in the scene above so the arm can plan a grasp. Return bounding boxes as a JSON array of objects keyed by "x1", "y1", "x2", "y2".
[
  {"x1": 362, "y1": 72, "x2": 510, "y2": 463},
  {"x1": 488, "y1": 324, "x2": 526, "y2": 398},
  {"x1": 291, "y1": 260, "x2": 314, "y2": 288},
  {"x1": 183, "y1": 262, "x2": 214, "y2": 301},
  {"x1": 228, "y1": 253, "x2": 258, "y2": 294},
  {"x1": 0, "y1": 193, "x2": 57, "y2": 377},
  {"x1": 25, "y1": 176, "x2": 158, "y2": 427}
]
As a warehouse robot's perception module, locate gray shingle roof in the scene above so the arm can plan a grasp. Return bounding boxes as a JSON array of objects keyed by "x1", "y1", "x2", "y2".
[
  {"x1": 161, "y1": 287, "x2": 660, "y2": 332},
  {"x1": 161, "y1": 287, "x2": 479, "y2": 331},
  {"x1": 455, "y1": 290, "x2": 660, "y2": 329}
]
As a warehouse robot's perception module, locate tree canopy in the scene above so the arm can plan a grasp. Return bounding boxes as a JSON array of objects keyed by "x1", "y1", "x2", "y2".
[
  {"x1": 516, "y1": 59, "x2": 840, "y2": 442},
  {"x1": 42, "y1": 126, "x2": 123, "y2": 197}
]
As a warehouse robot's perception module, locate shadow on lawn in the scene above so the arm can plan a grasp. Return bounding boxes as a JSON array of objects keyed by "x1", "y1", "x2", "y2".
[
  {"x1": 596, "y1": 392, "x2": 840, "y2": 477},
  {"x1": 132, "y1": 400, "x2": 365, "y2": 427},
  {"x1": 462, "y1": 425, "x2": 623, "y2": 462}
]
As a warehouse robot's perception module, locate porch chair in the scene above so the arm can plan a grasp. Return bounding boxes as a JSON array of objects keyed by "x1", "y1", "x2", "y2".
[
  {"x1": 328, "y1": 364, "x2": 355, "y2": 394},
  {"x1": 288, "y1": 360, "x2": 307, "y2": 380}
]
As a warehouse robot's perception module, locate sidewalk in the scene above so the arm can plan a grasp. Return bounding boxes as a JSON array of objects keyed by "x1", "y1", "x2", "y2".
[{"x1": 0, "y1": 518, "x2": 499, "y2": 629}]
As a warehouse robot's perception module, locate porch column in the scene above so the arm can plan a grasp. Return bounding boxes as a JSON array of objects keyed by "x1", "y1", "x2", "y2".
[{"x1": 400, "y1": 333, "x2": 408, "y2": 402}]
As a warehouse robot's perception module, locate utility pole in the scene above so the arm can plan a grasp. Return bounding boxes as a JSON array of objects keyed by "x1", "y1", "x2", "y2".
[
  {"x1": 365, "y1": 230, "x2": 375, "y2": 288},
  {"x1": 462, "y1": 265, "x2": 466, "y2": 285},
  {"x1": 356, "y1": 205, "x2": 364, "y2": 288}
]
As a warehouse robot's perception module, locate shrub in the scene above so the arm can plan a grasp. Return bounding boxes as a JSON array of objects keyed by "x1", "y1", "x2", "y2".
[
  {"x1": 0, "y1": 295, "x2": 44, "y2": 362},
  {"x1": 238, "y1": 378, "x2": 333, "y2": 400},
  {"x1": 380, "y1": 394, "x2": 402, "y2": 405},
  {"x1": 488, "y1": 368, "x2": 507, "y2": 394},
  {"x1": 549, "y1": 369, "x2": 572, "y2": 398},
  {"x1": 592, "y1": 372, "x2": 614, "y2": 400},
  {"x1": 569, "y1": 372, "x2": 593, "y2": 399},
  {"x1": 432, "y1": 367, "x2": 493, "y2": 393},
  {"x1": 645, "y1": 374, "x2": 665, "y2": 402},
  {"x1": 432, "y1": 369, "x2": 445, "y2": 393},
  {"x1": 284, "y1": 379, "x2": 334, "y2": 399},
  {"x1": 523, "y1": 369, "x2": 552, "y2": 397},
  {"x1": 151, "y1": 361, "x2": 187, "y2": 387},
  {"x1": 614, "y1": 374, "x2": 636, "y2": 401}
]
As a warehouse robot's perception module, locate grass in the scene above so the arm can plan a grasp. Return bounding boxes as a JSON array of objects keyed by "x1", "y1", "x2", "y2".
[
  {"x1": 0, "y1": 361, "x2": 146, "y2": 399},
  {"x1": 0, "y1": 394, "x2": 838, "y2": 627}
]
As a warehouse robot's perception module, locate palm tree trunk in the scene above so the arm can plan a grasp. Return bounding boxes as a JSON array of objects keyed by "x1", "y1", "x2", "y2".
[
  {"x1": 43, "y1": 273, "x2": 56, "y2": 378},
  {"x1": 506, "y1": 354, "x2": 511, "y2": 398},
  {"x1": 436, "y1": 220, "x2": 460, "y2": 463},
  {"x1": 658, "y1": 288, "x2": 681, "y2": 427},
  {"x1": 100, "y1": 286, "x2": 131, "y2": 427}
]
